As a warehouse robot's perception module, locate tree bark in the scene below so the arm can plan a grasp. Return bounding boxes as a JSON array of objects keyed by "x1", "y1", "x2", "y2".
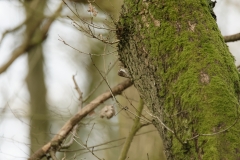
[
  {"x1": 24, "y1": 0, "x2": 49, "y2": 153},
  {"x1": 118, "y1": 0, "x2": 240, "y2": 159}
]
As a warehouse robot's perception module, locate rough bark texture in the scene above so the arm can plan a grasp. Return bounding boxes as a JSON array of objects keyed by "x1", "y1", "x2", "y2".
[{"x1": 118, "y1": 0, "x2": 240, "y2": 159}]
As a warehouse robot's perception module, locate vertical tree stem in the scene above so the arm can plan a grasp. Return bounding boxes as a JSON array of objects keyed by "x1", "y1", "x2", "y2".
[{"x1": 118, "y1": 99, "x2": 144, "y2": 160}]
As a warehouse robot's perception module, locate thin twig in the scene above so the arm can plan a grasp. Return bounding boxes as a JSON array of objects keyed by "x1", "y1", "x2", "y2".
[
  {"x1": 89, "y1": 55, "x2": 116, "y2": 102},
  {"x1": 145, "y1": 110, "x2": 174, "y2": 133},
  {"x1": 118, "y1": 99, "x2": 144, "y2": 160},
  {"x1": 49, "y1": 149, "x2": 58, "y2": 160},
  {"x1": 124, "y1": 107, "x2": 151, "y2": 123},
  {"x1": 114, "y1": 106, "x2": 128, "y2": 117},
  {"x1": 58, "y1": 35, "x2": 117, "y2": 56},
  {"x1": 122, "y1": 92, "x2": 152, "y2": 122},
  {"x1": 83, "y1": 59, "x2": 118, "y2": 102},
  {"x1": 72, "y1": 75, "x2": 83, "y2": 110},
  {"x1": 87, "y1": 24, "x2": 119, "y2": 44},
  {"x1": 28, "y1": 79, "x2": 133, "y2": 160},
  {"x1": 69, "y1": 143, "x2": 124, "y2": 158},
  {"x1": 0, "y1": 37, "x2": 30, "y2": 74},
  {"x1": 60, "y1": 130, "x2": 157, "y2": 152},
  {"x1": 61, "y1": 124, "x2": 79, "y2": 149},
  {"x1": 63, "y1": 0, "x2": 116, "y2": 31},
  {"x1": 63, "y1": 1, "x2": 119, "y2": 44},
  {"x1": 73, "y1": 137, "x2": 102, "y2": 160},
  {"x1": 61, "y1": 75, "x2": 83, "y2": 148},
  {"x1": 86, "y1": 123, "x2": 95, "y2": 145},
  {"x1": 0, "y1": 18, "x2": 28, "y2": 44}
]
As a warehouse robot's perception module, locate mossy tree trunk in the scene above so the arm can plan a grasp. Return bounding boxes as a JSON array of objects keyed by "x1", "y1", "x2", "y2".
[{"x1": 118, "y1": 0, "x2": 240, "y2": 159}]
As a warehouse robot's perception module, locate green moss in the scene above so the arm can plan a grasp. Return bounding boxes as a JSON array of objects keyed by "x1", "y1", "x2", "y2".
[{"x1": 118, "y1": 0, "x2": 240, "y2": 159}]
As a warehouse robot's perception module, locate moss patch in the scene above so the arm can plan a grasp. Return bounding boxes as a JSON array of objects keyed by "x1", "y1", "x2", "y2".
[{"x1": 118, "y1": 0, "x2": 240, "y2": 159}]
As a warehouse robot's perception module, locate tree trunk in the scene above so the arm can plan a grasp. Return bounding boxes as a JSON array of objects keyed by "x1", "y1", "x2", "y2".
[
  {"x1": 24, "y1": 0, "x2": 49, "y2": 153},
  {"x1": 27, "y1": 45, "x2": 48, "y2": 153},
  {"x1": 118, "y1": 0, "x2": 240, "y2": 159}
]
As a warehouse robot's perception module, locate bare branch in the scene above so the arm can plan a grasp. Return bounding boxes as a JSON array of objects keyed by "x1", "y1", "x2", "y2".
[
  {"x1": 145, "y1": 110, "x2": 174, "y2": 133},
  {"x1": 76, "y1": 143, "x2": 124, "y2": 156},
  {"x1": 72, "y1": 75, "x2": 83, "y2": 109},
  {"x1": 28, "y1": 79, "x2": 133, "y2": 160},
  {"x1": 60, "y1": 130, "x2": 157, "y2": 152},
  {"x1": 61, "y1": 75, "x2": 83, "y2": 149},
  {"x1": 62, "y1": 0, "x2": 119, "y2": 44},
  {"x1": 0, "y1": 18, "x2": 27, "y2": 44},
  {"x1": 118, "y1": 99, "x2": 144, "y2": 160},
  {"x1": 0, "y1": 41, "x2": 29, "y2": 74},
  {"x1": 122, "y1": 93, "x2": 152, "y2": 122},
  {"x1": 0, "y1": 2, "x2": 63, "y2": 74},
  {"x1": 86, "y1": 123, "x2": 95, "y2": 145},
  {"x1": 61, "y1": 124, "x2": 79, "y2": 149},
  {"x1": 123, "y1": 106, "x2": 151, "y2": 123},
  {"x1": 73, "y1": 137, "x2": 102, "y2": 160},
  {"x1": 89, "y1": 55, "x2": 116, "y2": 103},
  {"x1": 63, "y1": 1, "x2": 116, "y2": 31},
  {"x1": 58, "y1": 35, "x2": 117, "y2": 56},
  {"x1": 86, "y1": 24, "x2": 119, "y2": 44},
  {"x1": 49, "y1": 149, "x2": 58, "y2": 160},
  {"x1": 84, "y1": 59, "x2": 118, "y2": 102},
  {"x1": 224, "y1": 32, "x2": 240, "y2": 43}
]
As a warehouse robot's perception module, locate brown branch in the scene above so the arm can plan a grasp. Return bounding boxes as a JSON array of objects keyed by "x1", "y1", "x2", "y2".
[
  {"x1": 72, "y1": 75, "x2": 83, "y2": 109},
  {"x1": 49, "y1": 149, "x2": 58, "y2": 160},
  {"x1": 61, "y1": 75, "x2": 82, "y2": 149},
  {"x1": 28, "y1": 79, "x2": 133, "y2": 160},
  {"x1": 224, "y1": 32, "x2": 240, "y2": 43},
  {"x1": 0, "y1": 18, "x2": 27, "y2": 44},
  {"x1": 61, "y1": 124, "x2": 79, "y2": 149},
  {"x1": 0, "y1": 2, "x2": 63, "y2": 74},
  {"x1": 0, "y1": 41, "x2": 30, "y2": 74}
]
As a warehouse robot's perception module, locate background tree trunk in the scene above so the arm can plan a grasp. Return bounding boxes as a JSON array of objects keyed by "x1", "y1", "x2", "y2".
[
  {"x1": 24, "y1": 0, "x2": 49, "y2": 153},
  {"x1": 118, "y1": 0, "x2": 240, "y2": 159}
]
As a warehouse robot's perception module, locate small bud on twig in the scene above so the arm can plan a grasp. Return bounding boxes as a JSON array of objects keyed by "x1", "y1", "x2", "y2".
[
  {"x1": 118, "y1": 68, "x2": 130, "y2": 78},
  {"x1": 100, "y1": 105, "x2": 115, "y2": 119}
]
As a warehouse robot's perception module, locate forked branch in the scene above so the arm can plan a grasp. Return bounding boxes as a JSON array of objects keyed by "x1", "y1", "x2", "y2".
[{"x1": 28, "y1": 79, "x2": 133, "y2": 160}]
